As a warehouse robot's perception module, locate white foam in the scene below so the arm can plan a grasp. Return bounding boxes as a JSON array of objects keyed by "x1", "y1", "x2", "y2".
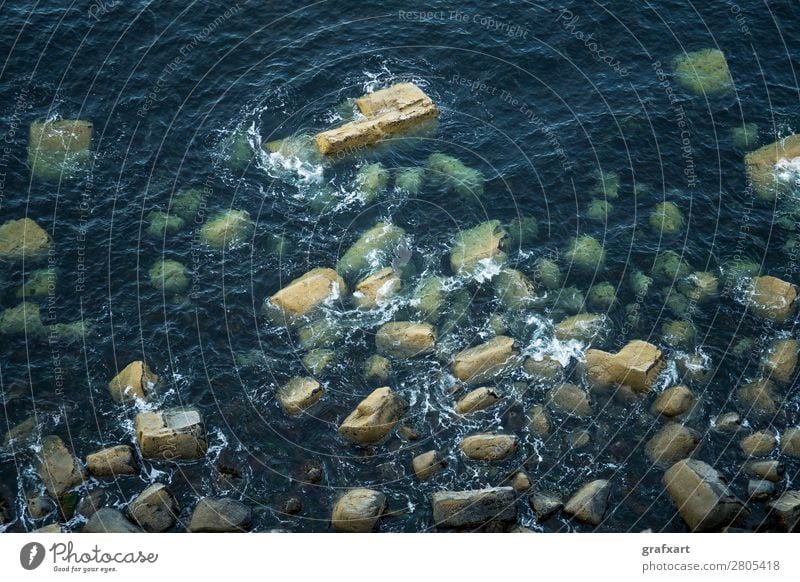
[{"x1": 775, "y1": 156, "x2": 800, "y2": 185}]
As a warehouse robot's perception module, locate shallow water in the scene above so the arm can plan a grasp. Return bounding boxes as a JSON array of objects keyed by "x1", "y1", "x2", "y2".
[{"x1": 1, "y1": 1, "x2": 800, "y2": 532}]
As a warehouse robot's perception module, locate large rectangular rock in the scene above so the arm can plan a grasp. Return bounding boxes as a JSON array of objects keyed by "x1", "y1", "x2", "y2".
[
  {"x1": 585, "y1": 340, "x2": 665, "y2": 393},
  {"x1": 134, "y1": 407, "x2": 207, "y2": 461},
  {"x1": 432, "y1": 487, "x2": 517, "y2": 528},
  {"x1": 452, "y1": 336, "x2": 518, "y2": 384}
]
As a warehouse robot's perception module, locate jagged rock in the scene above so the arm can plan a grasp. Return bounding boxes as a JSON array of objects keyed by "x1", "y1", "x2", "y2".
[
  {"x1": 264, "y1": 268, "x2": 346, "y2": 323},
  {"x1": 454, "y1": 386, "x2": 503, "y2": 414},
  {"x1": 450, "y1": 220, "x2": 508, "y2": 275},
  {"x1": 527, "y1": 404, "x2": 552, "y2": 436},
  {"x1": 761, "y1": 339, "x2": 798, "y2": 383},
  {"x1": 199, "y1": 210, "x2": 254, "y2": 249},
  {"x1": 36, "y1": 435, "x2": 85, "y2": 499},
  {"x1": 128, "y1": 484, "x2": 179, "y2": 532},
  {"x1": 745, "y1": 134, "x2": 800, "y2": 201},
  {"x1": 451, "y1": 336, "x2": 518, "y2": 384},
  {"x1": 460, "y1": 433, "x2": 517, "y2": 461},
  {"x1": 85, "y1": 445, "x2": 136, "y2": 477},
  {"x1": 134, "y1": 407, "x2": 207, "y2": 461},
  {"x1": 645, "y1": 424, "x2": 700, "y2": 467},
  {"x1": 353, "y1": 268, "x2": 401, "y2": 309},
  {"x1": 411, "y1": 450, "x2": 446, "y2": 480},
  {"x1": 187, "y1": 498, "x2": 251, "y2": 532},
  {"x1": 28, "y1": 119, "x2": 93, "y2": 179},
  {"x1": 331, "y1": 488, "x2": 386, "y2": 532},
  {"x1": 746, "y1": 460, "x2": 784, "y2": 483},
  {"x1": 336, "y1": 222, "x2": 406, "y2": 280},
  {"x1": 432, "y1": 487, "x2": 517, "y2": 529},
  {"x1": 653, "y1": 385, "x2": 696, "y2": 417},
  {"x1": 277, "y1": 376, "x2": 323, "y2": 415},
  {"x1": 664, "y1": 459, "x2": 745, "y2": 531},
  {"x1": 554, "y1": 313, "x2": 607, "y2": 344},
  {"x1": 564, "y1": 480, "x2": 610, "y2": 526},
  {"x1": 108, "y1": 360, "x2": 159, "y2": 403},
  {"x1": 375, "y1": 321, "x2": 436, "y2": 358},
  {"x1": 364, "y1": 354, "x2": 391, "y2": 385},
  {"x1": 767, "y1": 490, "x2": 800, "y2": 531},
  {"x1": 83, "y1": 508, "x2": 141, "y2": 533},
  {"x1": 547, "y1": 383, "x2": 593, "y2": 417},
  {"x1": 0, "y1": 218, "x2": 52, "y2": 263},
  {"x1": 747, "y1": 276, "x2": 797, "y2": 323},
  {"x1": 740, "y1": 431, "x2": 776, "y2": 457},
  {"x1": 736, "y1": 379, "x2": 780, "y2": 417},
  {"x1": 338, "y1": 387, "x2": 407, "y2": 444},
  {"x1": 585, "y1": 340, "x2": 665, "y2": 393},
  {"x1": 781, "y1": 428, "x2": 800, "y2": 457},
  {"x1": 531, "y1": 491, "x2": 563, "y2": 522}
]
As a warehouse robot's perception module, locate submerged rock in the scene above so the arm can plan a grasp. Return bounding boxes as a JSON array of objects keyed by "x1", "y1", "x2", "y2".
[
  {"x1": 650, "y1": 201, "x2": 684, "y2": 234},
  {"x1": 134, "y1": 407, "x2": 208, "y2": 461},
  {"x1": 336, "y1": 222, "x2": 406, "y2": 281},
  {"x1": 395, "y1": 167, "x2": 425, "y2": 195},
  {"x1": 533, "y1": 258, "x2": 562, "y2": 290},
  {"x1": 354, "y1": 163, "x2": 389, "y2": 204},
  {"x1": 781, "y1": 428, "x2": 800, "y2": 458},
  {"x1": 338, "y1": 387, "x2": 407, "y2": 444},
  {"x1": 84, "y1": 508, "x2": 141, "y2": 533},
  {"x1": 0, "y1": 302, "x2": 45, "y2": 336},
  {"x1": 547, "y1": 383, "x2": 593, "y2": 417},
  {"x1": 450, "y1": 220, "x2": 508, "y2": 275},
  {"x1": 129, "y1": 484, "x2": 179, "y2": 532},
  {"x1": 427, "y1": 152, "x2": 484, "y2": 198},
  {"x1": 264, "y1": 267, "x2": 346, "y2": 323},
  {"x1": 652, "y1": 251, "x2": 691, "y2": 283},
  {"x1": 187, "y1": 498, "x2": 251, "y2": 533},
  {"x1": 375, "y1": 321, "x2": 436, "y2": 358},
  {"x1": 451, "y1": 335, "x2": 518, "y2": 384},
  {"x1": 506, "y1": 215, "x2": 539, "y2": 249},
  {"x1": 748, "y1": 479, "x2": 776, "y2": 501},
  {"x1": 15, "y1": 268, "x2": 57, "y2": 299},
  {"x1": 672, "y1": 49, "x2": 733, "y2": 95},
  {"x1": 590, "y1": 170, "x2": 621, "y2": 199},
  {"x1": 454, "y1": 386, "x2": 503, "y2": 414},
  {"x1": 761, "y1": 338, "x2": 798, "y2": 383},
  {"x1": 431, "y1": 487, "x2": 516, "y2": 529},
  {"x1": 108, "y1": 360, "x2": 159, "y2": 403},
  {"x1": 524, "y1": 356, "x2": 564, "y2": 385},
  {"x1": 527, "y1": 404, "x2": 552, "y2": 437},
  {"x1": 746, "y1": 460, "x2": 784, "y2": 483},
  {"x1": 653, "y1": 385, "x2": 695, "y2": 417},
  {"x1": 740, "y1": 431, "x2": 776, "y2": 457},
  {"x1": 586, "y1": 199, "x2": 613, "y2": 221},
  {"x1": 149, "y1": 258, "x2": 189, "y2": 294},
  {"x1": 745, "y1": 134, "x2": 800, "y2": 201},
  {"x1": 678, "y1": 271, "x2": 719, "y2": 303},
  {"x1": 746, "y1": 275, "x2": 797, "y2": 323},
  {"x1": 585, "y1": 340, "x2": 665, "y2": 393},
  {"x1": 767, "y1": 490, "x2": 800, "y2": 531},
  {"x1": 664, "y1": 459, "x2": 744, "y2": 531},
  {"x1": 353, "y1": 267, "x2": 402, "y2": 309},
  {"x1": 297, "y1": 317, "x2": 346, "y2": 350},
  {"x1": 645, "y1": 423, "x2": 700, "y2": 467},
  {"x1": 331, "y1": 488, "x2": 386, "y2": 532},
  {"x1": 554, "y1": 313, "x2": 607, "y2": 345},
  {"x1": 459, "y1": 433, "x2": 517, "y2": 461},
  {"x1": 302, "y1": 349, "x2": 336, "y2": 377},
  {"x1": 662, "y1": 320, "x2": 696, "y2": 350},
  {"x1": 411, "y1": 450, "x2": 446, "y2": 481},
  {"x1": 0, "y1": 218, "x2": 52, "y2": 263},
  {"x1": 28, "y1": 119, "x2": 93, "y2": 179},
  {"x1": 363, "y1": 354, "x2": 391, "y2": 386},
  {"x1": 531, "y1": 490, "x2": 564, "y2": 522},
  {"x1": 172, "y1": 188, "x2": 204, "y2": 222},
  {"x1": 494, "y1": 268, "x2": 539, "y2": 310},
  {"x1": 565, "y1": 235, "x2": 605, "y2": 273},
  {"x1": 731, "y1": 123, "x2": 759, "y2": 150},
  {"x1": 736, "y1": 378, "x2": 780, "y2": 417},
  {"x1": 145, "y1": 211, "x2": 184, "y2": 239},
  {"x1": 564, "y1": 480, "x2": 611, "y2": 526},
  {"x1": 86, "y1": 445, "x2": 136, "y2": 477},
  {"x1": 277, "y1": 376, "x2": 323, "y2": 415},
  {"x1": 411, "y1": 275, "x2": 445, "y2": 322},
  {"x1": 586, "y1": 282, "x2": 617, "y2": 311},
  {"x1": 36, "y1": 435, "x2": 85, "y2": 499},
  {"x1": 199, "y1": 210, "x2": 254, "y2": 249}
]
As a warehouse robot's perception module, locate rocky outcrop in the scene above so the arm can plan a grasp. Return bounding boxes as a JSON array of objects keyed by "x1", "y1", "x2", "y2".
[
  {"x1": 454, "y1": 386, "x2": 503, "y2": 414},
  {"x1": 745, "y1": 134, "x2": 800, "y2": 201},
  {"x1": 585, "y1": 340, "x2": 665, "y2": 393},
  {"x1": 128, "y1": 484, "x2": 179, "y2": 532},
  {"x1": 645, "y1": 424, "x2": 700, "y2": 467},
  {"x1": 108, "y1": 360, "x2": 159, "y2": 403},
  {"x1": 547, "y1": 383, "x2": 593, "y2": 417},
  {"x1": 412, "y1": 450, "x2": 446, "y2": 480},
  {"x1": 767, "y1": 490, "x2": 800, "y2": 531},
  {"x1": 134, "y1": 407, "x2": 207, "y2": 461},
  {"x1": 83, "y1": 508, "x2": 141, "y2": 533},
  {"x1": 36, "y1": 435, "x2": 85, "y2": 499},
  {"x1": 652, "y1": 385, "x2": 696, "y2": 417},
  {"x1": 0, "y1": 218, "x2": 52, "y2": 262},
  {"x1": 353, "y1": 268, "x2": 402, "y2": 309},
  {"x1": 431, "y1": 487, "x2": 517, "y2": 529},
  {"x1": 450, "y1": 220, "x2": 508, "y2": 276},
  {"x1": 264, "y1": 267, "x2": 346, "y2": 323},
  {"x1": 664, "y1": 459, "x2": 745, "y2": 531},
  {"x1": 375, "y1": 321, "x2": 436, "y2": 358},
  {"x1": 746, "y1": 276, "x2": 797, "y2": 323},
  {"x1": 336, "y1": 222, "x2": 406, "y2": 280},
  {"x1": 331, "y1": 488, "x2": 386, "y2": 532},
  {"x1": 277, "y1": 376, "x2": 323, "y2": 415},
  {"x1": 459, "y1": 433, "x2": 517, "y2": 461},
  {"x1": 451, "y1": 336, "x2": 518, "y2": 384},
  {"x1": 187, "y1": 498, "x2": 252, "y2": 532},
  {"x1": 564, "y1": 480, "x2": 611, "y2": 526},
  {"x1": 85, "y1": 445, "x2": 136, "y2": 477},
  {"x1": 338, "y1": 387, "x2": 407, "y2": 444},
  {"x1": 761, "y1": 338, "x2": 798, "y2": 383}
]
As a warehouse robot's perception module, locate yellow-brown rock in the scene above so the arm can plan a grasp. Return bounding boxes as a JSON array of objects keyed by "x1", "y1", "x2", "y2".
[
  {"x1": 744, "y1": 134, "x2": 800, "y2": 201},
  {"x1": 108, "y1": 361, "x2": 159, "y2": 403},
  {"x1": 747, "y1": 276, "x2": 797, "y2": 323},
  {"x1": 452, "y1": 336, "x2": 518, "y2": 384},
  {"x1": 353, "y1": 268, "x2": 402, "y2": 310},
  {"x1": 585, "y1": 340, "x2": 665, "y2": 393},
  {"x1": 265, "y1": 267, "x2": 346, "y2": 322},
  {"x1": 338, "y1": 387, "x2": 407, "y2": 444}
]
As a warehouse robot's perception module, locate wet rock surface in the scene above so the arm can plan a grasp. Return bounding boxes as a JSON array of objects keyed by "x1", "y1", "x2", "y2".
[
  {"x1": 331, "y1": 488, "x2": 386, "y2": 532},
  {"x1": 431, "y1": 487, "x2": 517, "y2": 529},
  {"x1": 338, "y1": 387, "x2": 407, "y2": 444},
  {"x1": 187, "y1": 497, "x2": 252, "y2": 532}
]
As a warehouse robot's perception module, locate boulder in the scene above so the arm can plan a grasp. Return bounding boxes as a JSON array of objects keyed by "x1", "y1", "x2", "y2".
[
  {"x1": 353, "y1": 267, "x2": 402, "y2": 309},
  {"x1": 199, "y1": 210, "x2": 254, "y2": 249},
  {"x1": 586, "y1": 282, "x2": 617, "y2": 310},
  {"x1": 331, "y1": 488, "x2": 386, "y2": 532},
  {"x1": 83, "y1": 508, "x2": 141, "y2": 533},
  {"x1": 375, "y1": 321, "x2": 436, "y2": 359},
  {"x1": 85, "y1": 445, "x2": 136, "y2": 477},
  {"x1": 146, "y1": 211, "x2": 184, "y2": 239},
  {"x1": 652, "y1": 385, "x2": 695, "y2": 417},
  {"x1": 736, "y1": 379, "x2": 780, "y2": 417},
  {"x1": 411, "y1": 275, "x2": 445, "y2": 322},
  {"x1": 524, "y1": 356, "x2": 564, "y2": 385},
  {"x1": 36, "y1": 435, "x2": 85, "y2": 499},
  {"x1": 128, "y1": 484, "x2": 179, "y2": 532},
  {"x1": 172, "y1": 188, "x2": 203, "y2": 222},
  {"x1": 411, "y1": 450, "x2": 446, "y2": 480},
  {"x1": 338, "y1": 387, "x2": 407, "y2": 444},
  {"x1": 748, "y1": 479, "x2": 775, "y2": 501},
  {"x1": 493, "y1": 268, "x2": 538, "y2": 310},
  {"x1": 740, "y1": 431, "x2": 776, "y2": 457},
  {"x1": 336, "y1": 222, "x2": 406, "y2": 281},
  {"x1": 662, "y1": 320, "x2": 696, "y2": 350},
  {"x1": 780, "y1": 428, "x2": 800, "y2": 457},
  {"x1": 454, "y1": 386, "x2": 503, "y2": 414},
  {"x1": 746, "y1": 276, "x2": 797, "y2": 323},
  {"x1": 395, "y1": 167, "x2": 425, "y2": 195},
  {"x1": 265, "y1": 267, "x2": 346, "y2": 323},
  {"x1": 713, "y1": 412, "x2": 743, "y2": 433},
  {"x1": 363, "y1": 354, "x2": 391, "y2": 386},
  {"x1": 149, "y1": 259, "x2": 189, "y2": 294},
  {"x1": 354, "y1": 163, "x2": 389, "y2": 204},
  {"x1": 678, "y1": 271, "x2": 719, "y2": 303},
  {"x1": 108, "y1": 360, "x2": 159, "y2": 403},
  {"x1": 0, "y1": 302, "x2": 45, "y2": 336},
  {"x1": 427, "y1": 153, "x2": 485, "y2": 198},
  {"x1": 35, "y1": 524, "x2": 64, "y2": 533},
  {"x1": 297, "y1": 317, "x2": 345, "y2": 350},
  {"x1": 761, "y1": 339, "x2": 798, "y2": 383},
  {"x1": 16, "y1": 268, "x2": 57, "y2": 299},
  {"x1": 732, "y1": 123, "x2": 759, "y2": 150},
  {"x1": 459, "y1": 433, "x2": 517, "y2": 461},
  {"x1": 585, "y1": 340, "x2": 665, "y2": 393},
  {"x1": 527, "y1": 404, "x2": 552, "y2": 437},
  {"x1": 531, "y1": 490, "x2": 564, "y2": 522},
  {"x1": 508, "y1": 471, "x2": 532, "y2": 493},
  {"x1": 187, "y1": 498, "x2": 251, "y2": 533},
  {"x1": 664, "y1": 459, "x2": 745, "y2": 531},
  {"x1": 134, "y1": 407, "x2": 207, "y2": 461},
  {"x1": 27, "y1": 495, "x2": 55, "y2": 519},
  {"x1": 652, "y1": 251, "x2": 692, "y2": 283},
  {"x1": 0, "y1": 218, "x2": 52, "y2": 262},
  {"x1": 547, "y1": 383, "x2": 593, "y2": 417},
  {"x1": 302, "y1": 349, "x2": 336, "y2": 377},
  {"x1": 276, "y1": 377, "x2": 323, "y2": 415},
  {"x1": 644, "y1": 424, "x2": 700, "y2": 467},
  {"x1": 564, "y1": 480, "x2": 611, "y2": 526},
  {"x1": 28, "y1": 119, "x2": 93, "y2": 179},
  {"x1": 431, "y1": 487, "x2": 516, "y2": 529},
  {"x1": 767, "y1": 490, "x2": 800, "y2": 531},
  {"x1": 650, "y1": 201, "x2": 684, "y2": 234},
  {"x1": 451, "y1": 336, "x2": 518, "y2": 384},
  {"x1": 672, "y1": 49, "x2": 733, "y2": 95},
  {"x1": 450, "y1": 220, "x2": 508, "y2": 275},
  {"x1": 565, "y1": 235, "x2": 605, "y2": 273},
  {"x1": 745, "y1": 134, "x2": 800, "y2": 201},
  {"x1": 746, "y1": 460, "x2": 784, "y2": 483},
  {"x1": 554, "y1": 313, "x2": 607, "y2": 344}
]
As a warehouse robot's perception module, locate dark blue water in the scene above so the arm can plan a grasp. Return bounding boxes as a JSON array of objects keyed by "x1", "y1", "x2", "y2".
[{"x1": 2, "y1": 0, "x2": 800, "y2": 532}]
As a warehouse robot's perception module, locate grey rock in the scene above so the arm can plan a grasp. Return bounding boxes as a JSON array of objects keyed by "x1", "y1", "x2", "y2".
[
  {"x1": 187, "y1": 497, "x2": 252, "y2": 533},
  {"x1": 83, "y1": 508, "x2": 142, "y2": 533},
  {"x1": 432, "y1": 487, "x2": 517, "y2": 529},
  {"x1": 129, "y1": 484, "x2": 179, "y2": 532}
]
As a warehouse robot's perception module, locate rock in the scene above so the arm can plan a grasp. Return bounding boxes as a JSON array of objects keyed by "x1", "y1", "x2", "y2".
[
  {"x1": 508, "y1": 471, "x2": 532, "y2": 493},
  {"x1": 411, "y1": 450, "x2": 446, "y2": 480},
  {"x1": 586, "y1": 199, "x2": 612, "y2": 221},
  {"x1": 761, "y1": 339, "x2": 798, "y2": 383},
  {"x1": 506, "y1": 215, "x2": 538, "y2": 249},
  {"x1": 653, "y1": 385, "x2": 696, "y2": 417},
  {"x1": 524, "y1": 356, "x2": 564, "y2": 384},
  {"x1": 16, "y1": 268, "x2": 57, "y2": 299},
  {"x1": 451, "y1": 336, "x2": 518, "y2": 384},
  {"x1": 302, "y1": 349, "x2": 336, "y2": 377},
  {"x1": 145, "y1": 211, "x2": 184, "y2": 239},
  {"x1": 748, "y1": 479, "x2": 775, "y2": 501},
  {"x1": 746, "y1": 460, "x2": 784, "y2": 483},
  {"x1": 0, "y1": 302, "x2": 45, "y2": 336},
  {"x1": 297, "y1": 317, "x2": 345, "y2": 350},
  {"x1": 585, "y1": 340, "x2": 665, "y2": 393},
  {"x1": 565, "y1": 235, "x2": 605, "y2": 273},
  {"x1": 431, "y1": 487, "x2": 517, "y2": 529},
  {"x1": 411, "y1": 275, "x2": 445, "y2": 322},
  {"x1": 277, "y1": 376, "x2": 323, "y2": 415},
  {"x1": 672, "y1": 49, "x2": 732, "y2": 95},
  {"x1": 187, "y1": 498, "x2": 252, "y2": 532},
  {"x1": 459, "y1": 433, "x2": 517, "y2": 461},
  {"x1": 740, "y1": 431, "x2": 776, "y2": 457},
  {"x1": 353, "y1": 267, "x2": 402, "y2": 309},
  {"x1": 662, "y1": 320, "x2": 696, "y2": 350},
  {"x1": 128, "y1": 484, "x2": 179, "y2": 532},
  {"x1": 564, "y1": 480, "x2": 611, "y2": 526},
  {"x1": 780, "y1": 428, "x2": 800, "y2": 457},
  {"x1": 75, "y1": 489, "x2": 109, "y2": 520},
  {"x1": 678, "y1": 271, "x2": 719, "y2": 303},
  {"x1": 134, "y1": 407, "x2": 207, "y2": 461},
  {"x1": 108, "y1": 360, "x2": 159, "y2": 403},
  {"x1": 85, "y1": 445, "x2": 136, "y2": 477},
  {"x1": 331, "y1": 488, "x2": 386, "y2": 532},
  {"x1": 149, "y1": 259, "x2": 189, "y2": 294},
  {"x1": 664, "y1": 459, "x2": 745, "y2": 531},
  {"x1": 493, "y1": 268, "x2": 538, "y2": 310},
  {"x1": 454, "y1": 386, "x2": 503, "y2": 414},
  {"x1": 172, "y1": 188, "x2": 203, "y2": 222},
  {"x1": 554, "y1": 313, "x2": 607, "y2": 344},
  {"x1": 531, "y1": 491, "x2": 563, "y2": 522},
  {"x1": 650, "y1": 201, "x2": 684, "y2": 234},
  {"x1": 736, "y1": 379, "x2": 780, "y2": 417},
  {"x1": 745, "y1": 134, "x2": 800, "y2": 201},
  {"x1": 645, "y1": 424, "x2": 700, "y2": 467},
  {"x1": 747, "y1": 276, "x2": 797, "y2": 323},
  {"x1": 547, "y1": 383, "x2": 593, "y2": 417},
  {"x1": 652, "y1": 251, "x2": 692, "y2": 283},
  {"x1": 713, "y1": 412, "x2": 743, "y2": 433},
  {"x1": 767, "y1": 490, "x2": 800, "y2": 531},
  {"x1": 27, "y1": 495, "x2": 55, "y2": 519},
  {"x1": 375, "y1": 321, "x2": 436, "y2": 359},
  {"x1": 527, "y1": 404, "x2": 552, "y2": 436},
  {"x1": 35, "y1": 524, "x2": 64, "y2": 533},
  {"x1": 364, "y1": 354, "x2": 391, "y2": 385},
  {"x1": 316, "y1": 83, "x2": 438, "y2": 156},
  {"x1": 553, "y1": 286, "x2": 584, "y2": 314},
  {"x1": 28, "y1": 119, "x2": 93, "y2": 179},
  {"x1": 336, "y1": 222, "x2": 406, "y2": 281},
  {"x1": 199, "y1": 210, "x2": 254, "y2": 249},
  {"x1": 36, "y1": 435, "x2": 85, "y2": 499},
  {"x1": 586, "y1": 282, "x2": 617, "y2": 310},
  {"x1": 569, "y1": 429, "x2": 592, "y2": 449},
  {"x1": 2, "y1": 416, "x2": 38, "y2": 449},
  {"x1": 83, "y1": 508, "x2": 142, "y2": 533},
  {"x1": 732, "y1": 123, "x2": 759, "y2": 150},
  {"x1": 427, "y1": 153, "x2": 484, "y2": 198},
  {"x1": 338, "y1": 387, "x2": 407, "y2": 444},
  {"x1": 265, "y1": 267, "x2": 346, "y2": 323},
  {"x1": 282, "y1": 498, "x2": 302, "y2": 515},
  {"x1": 533, "y1": 258, "x2": 562, "y2": 290},
  {"x1": 395, "y1": 167, "x2": 425, "y2": 195},
  {"x1": 354, "y1": 163, "x2": 389, "y2": 203},
  {"x1": 450, "y1": 220, "x2": 508, "y2": 275}
]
